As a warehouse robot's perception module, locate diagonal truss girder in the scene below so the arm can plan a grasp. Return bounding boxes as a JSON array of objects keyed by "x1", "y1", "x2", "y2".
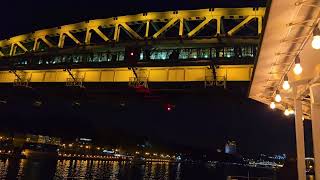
[{"x1": 0, "y1": 8, "x2": 265, "y2": 57}]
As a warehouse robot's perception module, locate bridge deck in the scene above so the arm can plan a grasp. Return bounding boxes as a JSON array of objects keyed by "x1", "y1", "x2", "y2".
[{"x1": 0, "y1": 65, "x2": 252, "y2": 83}]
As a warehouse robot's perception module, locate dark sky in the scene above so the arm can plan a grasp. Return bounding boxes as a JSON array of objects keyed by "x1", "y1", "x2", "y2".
[{"x1": 1, "y1": 0, "x2": 310, "y2": 157}]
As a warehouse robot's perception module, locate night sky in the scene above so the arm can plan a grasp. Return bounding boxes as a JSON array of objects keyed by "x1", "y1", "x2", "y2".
[{"x1": 0, "y1": 0, "x2": 311, "y2": 157}]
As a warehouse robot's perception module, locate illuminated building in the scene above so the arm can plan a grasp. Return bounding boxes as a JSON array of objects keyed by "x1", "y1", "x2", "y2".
[{"x1": 225, "y1": 140, "x2": 237, "y2": 154}]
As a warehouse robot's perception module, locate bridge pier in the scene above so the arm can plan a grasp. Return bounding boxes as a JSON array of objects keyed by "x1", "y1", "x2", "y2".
[{"x1": 310, "y1": 83, "x2": 320, "y2": 180}]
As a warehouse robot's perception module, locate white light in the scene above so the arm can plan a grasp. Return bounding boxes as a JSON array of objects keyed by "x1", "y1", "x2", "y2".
[
  {"x1": 282, "y1": 76, "x2": 290, "y2": 91},
  {"x1": 312, "y1": 35, "x2": 320, "y2": 50},
  {"x1": 284, "y1": 109, "x2": 290, "y2": 116},
  {"x1": 270, "y1": 102, "x2": 276, "y2": 109},
  {"x1": 275, "y1": 91, "x2": 282, "y2": 103},
  {"x1": 293, "y1": 63, "x2": 303, "y2": 75}
]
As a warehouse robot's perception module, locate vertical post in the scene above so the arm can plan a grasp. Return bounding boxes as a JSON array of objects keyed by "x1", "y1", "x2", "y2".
[
  {"x1": 58, "y1": 33, "x2": 66, "y2": 48},
  {"x1": 145, "y1": 21, "x2": 150, "y2": 38},
  {"x1": 179, "y1": 18, "x2": 184, "y2": 37},
  {"x1": 9, "y1": 44, "x2": 17, "y2": 56},
  {"x1": 85, "y1": 29, "x2": 92, "y2": 45},
  {"x1": 310, "y1": 83, "x2": 320, "y2": 180},
  {"x1": 293, "y1": 87, "x2": 306, "y2": 180},
  {"x1": 216, "y1": 16, "x2": 221, "y2": 35},
  {"x1": 114, "y1": 24, "x2": 120, "y2": 42},
  {"x1": 258, "y1": 16, "x2": 263, "y2": 35},
  {"x1": 33, "y1": 38, "x2": 40, "y2": 51}
]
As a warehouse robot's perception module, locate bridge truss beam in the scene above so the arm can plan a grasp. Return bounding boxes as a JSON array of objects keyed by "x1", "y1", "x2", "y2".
[{"x1": 0, "y1": 8, "x2": 265, "y2": 57}]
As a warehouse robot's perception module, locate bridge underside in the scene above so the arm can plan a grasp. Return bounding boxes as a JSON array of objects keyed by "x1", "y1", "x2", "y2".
[{"x1": 0, "y1": 65, "x2": 252, "y2": 83}]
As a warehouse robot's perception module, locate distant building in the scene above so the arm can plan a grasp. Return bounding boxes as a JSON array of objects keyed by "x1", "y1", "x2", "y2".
[
  {"x1": 25, "y1": 134, "x2": 61, "y2": 146},
  {"x1": 13, "y1": 134, "x2": 61, "y2": 147},
  {"x1": 75, "y1": 138, "x2": 93, "y2": 146},
  {"x1": 225, "y1": 140, "x2": 237, "y2": 154}
]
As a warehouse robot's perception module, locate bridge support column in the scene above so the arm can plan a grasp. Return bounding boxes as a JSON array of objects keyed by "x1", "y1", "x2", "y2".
[
  {"x1": 310, "y1": 83, "x2": 320, "y2": 180},
  {"x1": 293, "y1": 87, "x2": 306, "y2": 180}
]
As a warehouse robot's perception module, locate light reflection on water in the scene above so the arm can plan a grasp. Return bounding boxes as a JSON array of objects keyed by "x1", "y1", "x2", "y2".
[
  {"x1": 0, "y1": 159, "x2": 180, "y2": 180},
  {"x1": 0, "y1": 158, "x2": 314, "y2": 180}
]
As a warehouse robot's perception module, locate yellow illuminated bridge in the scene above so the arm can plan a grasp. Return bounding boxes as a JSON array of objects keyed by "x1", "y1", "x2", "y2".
[{"x1": 0, "y1": 8, "x2": 265, "y2": 87}]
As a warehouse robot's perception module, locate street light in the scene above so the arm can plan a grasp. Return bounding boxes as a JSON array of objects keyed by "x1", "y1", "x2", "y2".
[
  {"x1": 282, "y1": 75, "x2": 290, "y2": 90},
  {"x1": 293, "y1": 56, "x2": 302, "y2": 75},
  {"x1": 275, "y1": 90, "x2": 282, "y2": 103},
  {"x1": 312, "y1": 24, "x2": 320, "y2": 49},
  {"x1": 270, "y1": 102, "x2": 276, "y2": 109}
]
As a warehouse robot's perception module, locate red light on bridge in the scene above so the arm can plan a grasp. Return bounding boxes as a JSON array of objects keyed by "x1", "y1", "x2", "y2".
[
  {"x1": 165, "y1": 104, "x2": 175, "y2": 112},
  {"x1": 130, "y1": 52, "x2": 134, "y2": 56}
]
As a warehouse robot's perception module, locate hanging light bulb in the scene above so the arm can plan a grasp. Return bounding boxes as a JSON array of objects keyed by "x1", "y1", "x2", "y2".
[
  {"x1": 275, "y1": 90, "x2": 282, "y2": 103},
  {"x1": 270, "y1": 101, "x2": 276, "y2": 109},
  {"x1": 284, "y1": 106, "x2": 290, "y2": 116},
  {"x1": 282, "y1": 75, "x2": 290, "y2": 90},
  {"x1": 312, "y1": 24, "x2": 320, "y2": 49},
  {"x1": 293, "y1": 56, "x2": 302, "y2": 75}
]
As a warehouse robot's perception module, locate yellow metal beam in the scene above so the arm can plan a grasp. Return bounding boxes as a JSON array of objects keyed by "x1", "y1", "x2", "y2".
[
  {"x1": 120, "y1": 23, "x2": 143, "y2": 40},
  {"x1": 0, "y1": 50, "x2": 4, "y2": 57},
  {"x1": 145, "y1": 21, "x2": 150, "y2": 38},
  {"x1": 58, "y1": 34, "x2": 66, "y2": 48},
  {"x1": 187, "y1": 17, "x2": 213, "y2": 38},
  {"x1": 85, "y1": 29, "x2": 92, "y2": 44},
  {"x1": 93, "y1": 28, "x2": 110, "y2": 42},
  {"x1": 114, "y1": 24, "x2": 120, "y2": 42},
  {"x1": 0, "y1": 65, "x2": 253, "y2": 83},
  {"x1": 258, "y1": 16, "x2": 263, "y2": 34},
  {"x1": 9, "y1": 44, "x2": 17, "y2": 56},
  {"x1": 217, "y1": 16, "x2": 221, "y2": 35},
  {"x1": 227, "y1": 16, "x2": 255, "y2": 36},
  {"x1": 0, "y1": 8, "x2": 265, "y2": 57},
  {"x1": 153, "y1": 17, "x2": 179, "y2": 39},
  {"x1": 41, "y1": 37, "x2": 54, "y2": 48},
  {"x1": 33, "y1": 38, "x2": 40, "y2": 51},
  {"x1": 16, "y1": 42, "x2": 28, "y2": 52},
  {"x1": 65, "y1": 32, "x2": 81, "y2": 45},
  {"x1": 179, "y1": 18, "x2": 184, "y2": 36}
]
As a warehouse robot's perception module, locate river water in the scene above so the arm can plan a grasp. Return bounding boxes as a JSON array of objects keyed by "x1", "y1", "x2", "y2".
[{"x1": 0, "y1": 158, "x2": 314, "y2": 180}]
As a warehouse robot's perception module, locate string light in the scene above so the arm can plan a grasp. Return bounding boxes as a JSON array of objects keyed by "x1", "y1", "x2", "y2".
[
  {"x1": 270, "y1": 102, "x2": 276, "y2": 109},
  {"x1": 284, "y1": 106, "x2": 290, "y2": 116},
  {"x1": 312, "y1": 24, "x2": 320, "y2": 49},
  {"x1": 293, "y1": 56, "x2": 302, "y2": 75},
  {"x1": 275, "y1": 90, "x2": 282, "y2": 103},
  {"x1": 282, "y1": 75, "x2": 290, "y2": 90}
]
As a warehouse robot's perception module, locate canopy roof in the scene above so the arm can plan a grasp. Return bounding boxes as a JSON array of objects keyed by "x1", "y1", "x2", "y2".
[{"x1": 249, "y1": 0, "x2": 320, "y2": 119}]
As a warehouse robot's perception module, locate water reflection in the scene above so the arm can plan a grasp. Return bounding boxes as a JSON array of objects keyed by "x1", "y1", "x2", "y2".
[{"x1": 0, "y1": 158, "x2": 299, "y2": 180}]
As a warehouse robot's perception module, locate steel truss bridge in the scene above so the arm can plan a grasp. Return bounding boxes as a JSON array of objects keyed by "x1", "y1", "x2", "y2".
[{"x1": 0, "y1": 8, "x2": 265, "y2": 88}]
